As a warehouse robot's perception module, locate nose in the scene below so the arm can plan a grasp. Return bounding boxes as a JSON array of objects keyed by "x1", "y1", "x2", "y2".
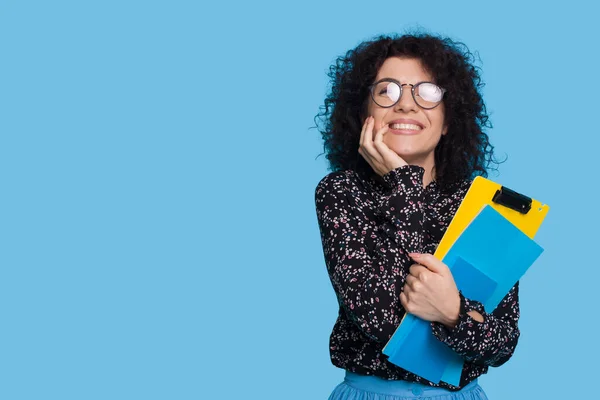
[{"x1": 394, "y1": 85, "x2": 418, "y2": 113}]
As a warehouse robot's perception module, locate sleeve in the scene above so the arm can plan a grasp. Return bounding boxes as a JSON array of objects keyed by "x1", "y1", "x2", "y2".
[
  {"x1": 314, "y1": 166, "x2": 427, "y2": 344},
  {"x1": 430, "y1": 281, "x2": 521, "y2": 367},
  {"x1": 378, "y1": 166, "x2": 428, "y2": 254}
]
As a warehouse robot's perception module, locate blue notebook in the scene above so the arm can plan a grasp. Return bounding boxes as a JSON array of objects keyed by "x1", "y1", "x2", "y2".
[{"x1": 382, "y1": 205, "x2": 544, "y2": 385}]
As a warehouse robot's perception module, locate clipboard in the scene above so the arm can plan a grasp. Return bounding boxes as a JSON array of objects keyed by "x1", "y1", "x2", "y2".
[
  {"x1": 382, "y1": 176, "x2": 549, "y2": 385},
  {"x1": 434, "y1": 176, "x2": 549, "y2": 258}
]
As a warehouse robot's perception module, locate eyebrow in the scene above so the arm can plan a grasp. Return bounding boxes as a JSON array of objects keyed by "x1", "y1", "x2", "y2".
[{"x1": 375, "y1": 77, "x2": 437, "y2": 85}]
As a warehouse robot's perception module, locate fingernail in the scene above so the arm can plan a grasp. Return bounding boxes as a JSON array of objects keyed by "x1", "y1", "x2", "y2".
[{"x1": 409, "y1": 253, "x2": 421, "y2": 258}]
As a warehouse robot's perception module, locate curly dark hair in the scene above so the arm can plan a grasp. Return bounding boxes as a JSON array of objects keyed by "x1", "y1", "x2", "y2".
[{"x1": 315, "y1": 32, "x2": 501, "y2": 192}]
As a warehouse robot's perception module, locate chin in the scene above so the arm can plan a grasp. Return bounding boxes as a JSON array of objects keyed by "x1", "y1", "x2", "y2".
[
  {"x1": 386, "y1": 141, "x2": 433, "y2": 163},
  {"x1": 386, "y1": 138, "x2": 415, "y2": 152},
  {"x1": 390, "y1": 148, "x2": 428, "y2": 165},
  {"x1": 389, "y1": 146, "x2": 417, "y2": 158}
]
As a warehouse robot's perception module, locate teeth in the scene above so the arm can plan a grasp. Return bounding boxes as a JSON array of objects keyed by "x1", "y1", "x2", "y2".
[{"x1": 390, "y1": 123, "x2": 422, "y2": 130}]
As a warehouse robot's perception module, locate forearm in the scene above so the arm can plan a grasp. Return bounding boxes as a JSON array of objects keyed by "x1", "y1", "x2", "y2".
[
  {"x1": 379, "y1": 165, "x2": 427, "y2": 254},
  {"x1": 431, "y1": 283, "x2": 521, "y2": 367}
]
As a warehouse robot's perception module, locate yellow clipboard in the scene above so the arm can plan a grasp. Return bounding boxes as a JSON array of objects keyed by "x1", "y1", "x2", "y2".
[{"x1": 434, "y1": 176, "x2": 550, "y2": 260}]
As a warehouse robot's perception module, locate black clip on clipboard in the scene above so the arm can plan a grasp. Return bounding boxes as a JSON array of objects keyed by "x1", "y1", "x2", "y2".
[{"x1": 492, "y1": 186, "x2": 532, "y2": 214}]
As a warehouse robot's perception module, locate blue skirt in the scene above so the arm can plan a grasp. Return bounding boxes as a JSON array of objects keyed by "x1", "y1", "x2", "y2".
[{"x1": 328, "y1": 371, "x2": 488, "y2": 400}]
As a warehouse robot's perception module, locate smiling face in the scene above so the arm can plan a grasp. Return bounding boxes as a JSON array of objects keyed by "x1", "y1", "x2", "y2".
[{"x1": 367, "y1": 57, "x2": 448, "y2": 169}]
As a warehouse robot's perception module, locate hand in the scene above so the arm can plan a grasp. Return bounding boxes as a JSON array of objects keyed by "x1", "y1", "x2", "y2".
[
  {"x1": 358, "y1": 116, "x2": 407, "y2": 177},
  {"x1": 400, "y1": 253, "x2": 461, "y2": 328}
]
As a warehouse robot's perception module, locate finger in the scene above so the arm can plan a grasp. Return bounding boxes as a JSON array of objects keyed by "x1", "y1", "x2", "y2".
[
  {"x1": 365, "y1": 116, "x2": 375, "y2": 143},
  {"x1": 364, "y1": 116, "x2": 375, "y2": 143},
  {"x1": 359, "y1": 116, "x2": 369, "y2": 148},
  {"x1": 374, "y1": 125, "x2": 408, "y2": 168},
  {"x1": 374, "y1": 122, "x2": 389, "y2": 140},
  {"x1": 373, "y1": 124, "x2": 389, "y2": 149},
  {"x1": 405, "y1": 274, "x2": 417, "y2": 288},
  {"x1": 409, "y1": 253, "x2": 448, "y2": 274},
  {"x1": 359, "y1": 117, "x2": 373, "y2": 157},
  {"x1": 400, "y1": 291, "x2": 415, "y2": 314},
  {"x1": 363, "y1": 117, "x2": 384, "y2": 165},
  {"x1": 406, "y1": 274, "x2": 424, "y2": 293},
  {"x1": 359, "y1": 117, "x2": 375, "y2": 164},
  {"x1": 358, "y1": 142, "x2": 376, "y2": 167},
  {"x1": 400, "y1": 291, "x2": 409, "y2": 309},
  {"x1": 409, "y1": 264, "x2": 428, "y2": 277}
]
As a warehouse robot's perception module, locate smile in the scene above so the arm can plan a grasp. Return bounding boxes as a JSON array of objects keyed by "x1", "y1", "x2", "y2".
[{"x1": 389, "y1": 123, "x2": 422, "y2": 131}]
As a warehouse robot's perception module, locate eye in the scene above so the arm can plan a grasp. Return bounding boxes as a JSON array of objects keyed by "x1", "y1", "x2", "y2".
[
  {"x1": 385, "y1": 82, "x2": 400, "y2": 102},
  {"x1": 417, "y1": 83, "x2": 443, "y2": 102}
]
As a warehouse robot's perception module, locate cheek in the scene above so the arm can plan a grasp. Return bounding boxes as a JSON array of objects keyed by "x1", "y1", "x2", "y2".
[
  {"x1": 366, "y1": 102, "x2": 377, "y2": 120},
  {"x1": 427, "y1": 109, "x2": 445, "y2": 131},
  {"x1": 368, "y1": 108, "x2": 388, "y2": 129}
]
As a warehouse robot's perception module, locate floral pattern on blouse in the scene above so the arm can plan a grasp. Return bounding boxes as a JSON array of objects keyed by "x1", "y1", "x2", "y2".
[{"x1": 314, "y1": 165, "x2": 520, "y2": 391}]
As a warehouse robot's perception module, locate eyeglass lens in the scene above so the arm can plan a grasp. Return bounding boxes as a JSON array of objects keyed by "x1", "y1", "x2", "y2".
[{"x1": 371, "y1": 81, "x2": 444, "y2": 109}]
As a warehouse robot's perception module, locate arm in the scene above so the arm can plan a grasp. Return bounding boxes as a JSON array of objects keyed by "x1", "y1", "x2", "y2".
[
  {"x1": 378, "y1": 166, "x2": 428, "y2": 254},
  {"x1": 315, "y1": 166, "x2": 426, "y2": 344},
  {"x1": 430, "y1": 282, "x2": 521, "y2": 367}
]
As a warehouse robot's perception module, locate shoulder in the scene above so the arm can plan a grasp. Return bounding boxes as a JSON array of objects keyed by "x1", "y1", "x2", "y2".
[
  {"x1": 315, "y1": 170, "x2": 358, "y2": 197},
  {"x1": 433, "y1": 178, "x2": 473, "y2": 207},
  {"x1": 458, "y1": 178, "x2": 475, "y2": 193},
  {"x1": 444, "y1": 178, "x2": 473, "y2": 197}
]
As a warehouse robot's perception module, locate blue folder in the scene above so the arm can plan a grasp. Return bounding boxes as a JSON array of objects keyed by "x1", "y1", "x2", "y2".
[{"x1": 382, "y1": 205, "x2": 544, "y2": 385}]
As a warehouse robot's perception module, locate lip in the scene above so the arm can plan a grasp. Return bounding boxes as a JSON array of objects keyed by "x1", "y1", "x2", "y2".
[{"x1": 387, "y1": 118, "x2": 425, "y2": 135}]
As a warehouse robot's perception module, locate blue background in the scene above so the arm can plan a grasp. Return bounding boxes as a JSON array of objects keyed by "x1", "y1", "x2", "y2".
[{"x1": 1, "y1": 1, "x2": 597, "y2": 398}]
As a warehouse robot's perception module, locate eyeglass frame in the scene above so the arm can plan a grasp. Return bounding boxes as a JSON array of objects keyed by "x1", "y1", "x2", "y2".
[{"x1": 368, "y1": 78, "x2": 447, "y2": 110}]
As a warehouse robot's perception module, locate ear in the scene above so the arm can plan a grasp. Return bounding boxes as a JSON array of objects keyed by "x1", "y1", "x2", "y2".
[{"x1": 442, "y1": 124, "x2": 448, "y2": 136}]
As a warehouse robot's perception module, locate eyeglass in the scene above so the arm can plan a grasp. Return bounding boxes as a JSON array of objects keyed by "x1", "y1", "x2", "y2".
[{"x1": 369, "y1": 78, "x2": 446, "y2": 110}]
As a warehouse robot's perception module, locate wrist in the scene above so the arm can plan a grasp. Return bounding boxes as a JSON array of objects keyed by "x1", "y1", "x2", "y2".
[
  {"x1": 441, "y1": 291, "x2": 461, "y2": 329},
  {"x1": 382, "y1": 164, "x2": 424, "y2": 190},
  {"x1": 467, "y1": 310, "x2": 485, "y2": 323}
]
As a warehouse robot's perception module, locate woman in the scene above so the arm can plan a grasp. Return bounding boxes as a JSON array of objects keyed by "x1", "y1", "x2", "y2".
[{"x1": 314, "y1": 33, "x2": 518, "y2": 400}]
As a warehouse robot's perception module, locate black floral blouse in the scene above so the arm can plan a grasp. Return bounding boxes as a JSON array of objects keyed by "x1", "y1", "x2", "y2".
[{"x1": 314, "y1": 165, "x2": 520, "y2": 391}]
